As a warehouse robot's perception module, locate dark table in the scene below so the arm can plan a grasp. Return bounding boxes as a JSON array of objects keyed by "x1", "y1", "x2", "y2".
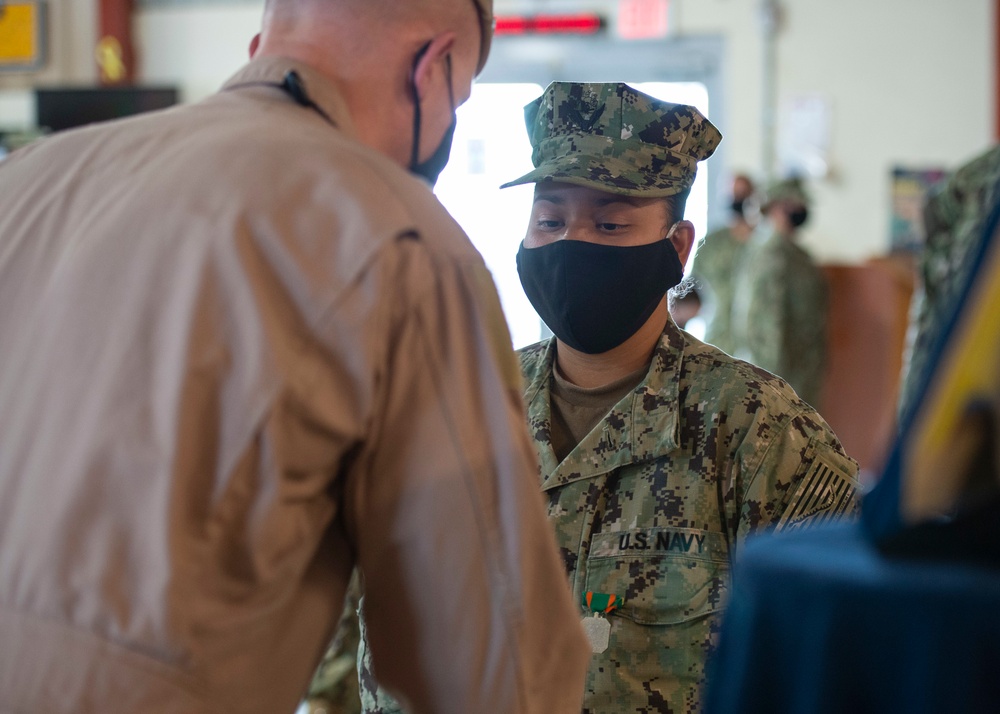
[{"x1": 705, "y1": 522, "x2": 1000, "y2": 714}]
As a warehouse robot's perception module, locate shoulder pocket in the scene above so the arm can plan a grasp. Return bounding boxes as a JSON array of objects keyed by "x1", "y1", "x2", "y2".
[
  {"x1": 777, "y1": 438, "x2": 860, "y2": 531},
  {"x1": 585, "y1": 528, "x2": 729, "y2": 626}
]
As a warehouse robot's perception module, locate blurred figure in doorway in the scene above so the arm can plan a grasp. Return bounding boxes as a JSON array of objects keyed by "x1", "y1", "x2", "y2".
[
  {"x1": 732, "y1": 176, "x2": 828, "y2": 409},
  {"x1": 691, "y1": 173, "x2": 757, "y2": 354}
]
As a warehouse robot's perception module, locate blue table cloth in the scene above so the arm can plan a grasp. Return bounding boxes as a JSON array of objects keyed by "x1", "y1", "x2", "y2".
[{"x1": 704, "y1": 523, "x2": 1000, "y2": 714}]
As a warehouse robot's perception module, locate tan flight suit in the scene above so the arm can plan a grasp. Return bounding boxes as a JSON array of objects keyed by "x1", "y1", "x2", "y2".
[{"x1": 0, "y1": 57, "x2": 587, "y2": 714}]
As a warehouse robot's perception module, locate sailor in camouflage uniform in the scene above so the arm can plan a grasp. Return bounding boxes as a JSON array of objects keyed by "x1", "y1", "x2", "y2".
[
  {"x1": 899, "y1": 145, "x2": 1000, "y2": 420},
  {"x1": 731, "y1": 178, "x2": 828, "y2": 408},
  {"x1": 505, "y1": 83, "x2": 858, "y2": 713},
  {"x1": 690, "y1": 174, "x2": 757, "y2": 354},
  {"x1": 357, "y1": 82, "x2": 860, "y2": 714}
]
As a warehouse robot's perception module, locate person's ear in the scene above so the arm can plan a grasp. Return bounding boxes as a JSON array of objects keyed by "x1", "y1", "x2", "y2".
[
  {"x1": 249, "y1": 34, "x2": 261, "y2": 59},
  {"x1": 668, "y1": 220, "x2": 696, "y2": 266},
  {"x1": 411, "y1": 32, "x2": 456, "y2": 100}
]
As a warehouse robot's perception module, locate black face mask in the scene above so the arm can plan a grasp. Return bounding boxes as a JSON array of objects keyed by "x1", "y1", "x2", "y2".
[
  {"x1": 409, "y1": 46, "x2": 456, "y2": 186},
  {"x1": 517, "y1": 237, "x2": 685, "y2": 354},
  {"x1": 788, "y1": 206, "x2": 809, "y2": 228}
]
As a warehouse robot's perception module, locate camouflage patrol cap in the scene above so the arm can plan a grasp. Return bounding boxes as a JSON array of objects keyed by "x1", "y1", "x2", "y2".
[
  {"x1": 763, "y1": 176, "x2": 811, "y2": 208},
  {"x1": 469, "y1": 0, "x2": 494, "y2": 74},
  {"x1": 500, "y1": 82, "x2": 721, "y2": 197}
]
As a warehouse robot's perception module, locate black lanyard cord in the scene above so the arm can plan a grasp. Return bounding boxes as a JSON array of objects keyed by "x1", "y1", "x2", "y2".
[{"x1": 225, "y1": 70, "x2": 337, "y2": 128}]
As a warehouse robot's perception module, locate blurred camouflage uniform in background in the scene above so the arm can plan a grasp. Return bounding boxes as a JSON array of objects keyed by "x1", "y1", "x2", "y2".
[
  {"x1": 691, "y1": 227, "x2": 746, "y2": 354},
  {"x1": 899, "y1": 145, "x2": 1000, "y2": 419},
  {"x1": 691, "y1": 175, "x2": 756, "y2": 355},
  {"x1": 731, "y1": 178, "x2": 828, "y2": 409}
]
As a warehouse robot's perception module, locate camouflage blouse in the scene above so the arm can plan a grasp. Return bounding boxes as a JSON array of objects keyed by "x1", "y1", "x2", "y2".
[
  {"x1": 357, "y1": 322, "x2": 859, "y2": 714},
  {"x1": 900, "y1": 145, "x2": 1000, "y2": 419},
  {"x1": 730, "y1": 229, "x2": 828, "y2": 409},
  {"x1": 518, "y1": 322, "x2": 859, "y2": 713},
  {"x1": 691, "y1": 225, "x2": 747, "y2": 356}
]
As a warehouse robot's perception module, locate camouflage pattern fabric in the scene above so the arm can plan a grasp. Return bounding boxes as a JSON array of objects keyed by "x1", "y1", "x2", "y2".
[
  {"x1": 899, "y1": 145, "x2": 1000, "y2": 419},
  {"x1": 306, "y1": 575, "x2": 363, "y2": 714},
  {"x1": 518, "y1": 322, "x2": 859, "y2": 714},
  {"x1": 355, "y1": 322, "x2": 859, "y2": 713},
  {"x1": 356, "y1": 598, "x2": 403, "y2": 714},
  {"x1": 761, "y1": 176, "x2": 811, "y2": 208},
  {"x1": 691, "y1": 226, "x2": 747, "y2": 355},
  {"x1": 731, "y1": 229, "x2": 828, "y2": 409},
  {"x1": 500, "y1": 82, "x2": 721, "y2": 198}
]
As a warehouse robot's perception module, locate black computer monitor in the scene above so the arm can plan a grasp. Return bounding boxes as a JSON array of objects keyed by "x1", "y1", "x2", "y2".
[{"x1": 34, "y1": 86, "x2": 179, "y2": 133}]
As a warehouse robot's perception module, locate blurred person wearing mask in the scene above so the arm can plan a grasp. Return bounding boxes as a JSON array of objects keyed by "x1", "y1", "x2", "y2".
[
  {"x1": 0, "y1": 1, "x2": 590, "y2": 713},
  {"x1": 691, "y1": 173, "x2": 757, "y2": 354},
  {"x1": 732, "y1": 177, "x2": 828, "y2": 409},
  {"x1": 360, "y1": 82, "x2": 860, "y2": 714}
]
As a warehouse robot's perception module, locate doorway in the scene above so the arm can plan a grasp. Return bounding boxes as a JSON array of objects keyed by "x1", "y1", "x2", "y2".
[{"x1": 435, "y1": 34, "x2": 724, "y2": 348}]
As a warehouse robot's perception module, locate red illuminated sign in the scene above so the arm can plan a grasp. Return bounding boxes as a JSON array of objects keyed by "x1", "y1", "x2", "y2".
[
  {"x1": 618, "y1": 0, "x2": 670, "y2": 40},
  {"x1": 494, "y1": 14, "x2": 605, "y2": 36}
]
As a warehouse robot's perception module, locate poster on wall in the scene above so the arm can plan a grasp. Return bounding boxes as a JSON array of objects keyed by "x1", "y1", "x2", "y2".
[
  {"x1": 890, "y1": 167, "x2": 949, "y2": 254},
  {"x1": 0, "y1": 1, "x2": 47, "y2": 71},
  {"x1": 778, "y1": 94, "x2": 832, "y2": 179}
]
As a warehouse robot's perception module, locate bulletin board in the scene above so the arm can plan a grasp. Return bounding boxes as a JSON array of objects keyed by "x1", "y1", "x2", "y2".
[
  {"x1": 0, "y1": 1, "x2": 46, "y2": 70},
  {"x1": 890, "y1": 167, "x2": 948, "y2": 254}
]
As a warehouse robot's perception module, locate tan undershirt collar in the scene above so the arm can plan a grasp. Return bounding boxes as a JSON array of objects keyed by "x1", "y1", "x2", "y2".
[{"x1": 548, "y1": 361, "x2": 649, "y2": 463}]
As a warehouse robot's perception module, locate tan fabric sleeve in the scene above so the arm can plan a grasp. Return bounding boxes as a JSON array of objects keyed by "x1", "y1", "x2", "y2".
[{"x1": 344, "y1": 238, "x2": 588, "y2": 714}]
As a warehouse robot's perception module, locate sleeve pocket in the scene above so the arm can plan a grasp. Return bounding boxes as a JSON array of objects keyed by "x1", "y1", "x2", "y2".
[{"x1": 776, "y1": 438, "x2": 860, "y2": 531}]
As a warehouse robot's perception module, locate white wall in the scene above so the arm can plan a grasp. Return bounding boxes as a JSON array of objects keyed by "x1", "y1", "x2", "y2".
[
  {"x1": 0, "y1": 2, "x2": 261, "y2": 128},
  {"x1": 135, "y1": 4, "x2": 263, "y2": 103},
  {"x1": 676, "y1": 0, "x2": 994, "y2": 261},
  {"x1": 4, "y1": 0, "x2": 994, "y2": 263}
]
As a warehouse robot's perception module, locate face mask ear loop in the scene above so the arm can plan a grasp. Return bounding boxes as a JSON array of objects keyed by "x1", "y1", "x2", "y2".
[
  {"x1": 410, "y1": 41, "x2": 432, "y2": 170},
  {"x1": 444, "y1": 53, "x2": 454, "y2": 112}
]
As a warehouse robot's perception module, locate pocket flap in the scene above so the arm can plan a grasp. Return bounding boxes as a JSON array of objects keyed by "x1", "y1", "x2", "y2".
[{"x1": 585, "y1": 528, "x2": 729, "y2": 626}]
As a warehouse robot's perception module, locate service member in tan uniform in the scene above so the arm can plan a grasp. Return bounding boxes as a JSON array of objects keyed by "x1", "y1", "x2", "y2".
[
  {"x1": 0, "y1": 2, "x2": 589, "y2": 713},
  {"x1": 506, "y1": 83, "x2": 860, "y2": 713}
]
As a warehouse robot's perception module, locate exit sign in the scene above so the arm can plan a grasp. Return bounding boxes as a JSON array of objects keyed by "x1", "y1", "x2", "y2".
[{"x1": 617, "y1": 0, "x2": 670, "y2": 40}]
